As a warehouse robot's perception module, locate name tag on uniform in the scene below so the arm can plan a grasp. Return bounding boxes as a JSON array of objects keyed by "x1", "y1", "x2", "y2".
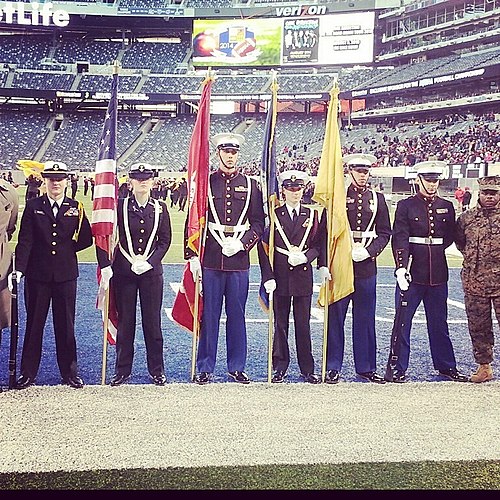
[
  {"x1": 234, "y1": 186, "x2": 248, "y2": 192},
  {"x1": 34, "y1": 210, "x2": 45, "y2": 215},
  {"x1": 436, "y1": 208, "x2": 449, "y2": 214},
  {"x1": 64, "y1": 207, "x2": 79, "y2": 216}
]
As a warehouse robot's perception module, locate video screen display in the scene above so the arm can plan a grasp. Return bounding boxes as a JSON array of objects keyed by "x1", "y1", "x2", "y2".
[{"x1": 192, "y1": 12, "x2": 374, "y2": 67}]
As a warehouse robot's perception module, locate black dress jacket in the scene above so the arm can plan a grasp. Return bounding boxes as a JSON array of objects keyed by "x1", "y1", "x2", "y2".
[
  {"x1": 258, "y1": 205, "x2": 321, "y2": 297},
  {"x1": 16, "y1": 194, "x2": 92, "y2": 281}
]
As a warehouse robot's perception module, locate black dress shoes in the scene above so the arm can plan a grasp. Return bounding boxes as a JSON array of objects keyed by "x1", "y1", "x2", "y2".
[
  {"x1": 228, "y1": 371, "x2": 251, "y2": 384},
  {"x1": 110, "y1": 374, "x2": 130, "y2": 387},
  {"x1": 62, "y1": 376, "x2": 84, "y2": 389},
  {"x1": 151, "y1": 374, "x2": 167, "y2": 386},
  {"x1": 439, "y1": 368, "x2": 468, "y2": 382},
  {"x1": 324, "y1": 370, "x2": 340, "y2": 384},
  {"x1": 194, "y1": 372, "x2": 212, "y2": 385},
  {"x1": 16, "y1": 375, "x2": 35, "y2": 390},
  {"x1": 302, "y1": 373, "x2": 321, "y2": 384},
  {"x1": 357, "y1": 371, "x2": 386, "y2": 384},
  {"x1": 271, "y1": 370, "x2": 286, "y2": 383},
  {"x1": 390, "y1": 370, "x2": 407, "y2": 383}
]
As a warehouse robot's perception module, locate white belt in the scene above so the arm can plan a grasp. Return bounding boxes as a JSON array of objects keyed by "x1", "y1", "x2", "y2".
[
  {"x1": 351, "y1": 230, "x2": 378, "y2": 239},
  {"x1": 409, "y1": 236, "x2": 443, "y2": 245},
  {"x1": 208, "y1": 221, "x2": 250, "y2": 234}
]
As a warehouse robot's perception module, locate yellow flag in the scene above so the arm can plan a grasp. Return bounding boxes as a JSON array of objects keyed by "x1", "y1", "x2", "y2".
[
  {"x1": 17, "y1": 159, "x2": 45, "y2": 179},
  {"x1": 312, "y1": 85, "x2": 354, "y2": 305}
]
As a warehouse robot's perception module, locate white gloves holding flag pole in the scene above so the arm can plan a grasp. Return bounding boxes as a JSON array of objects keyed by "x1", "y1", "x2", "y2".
[
  {"x1": 395, "y1": 267, "x2": 411, "y2": 291},
  {"x1": 100, "y1": 266, "x2": 113, "y2": 291},
  {"x1": 318, "y1": 266, "x2": 331, "y2": 282},
  {"x1": 190, "y1": 256, "x2": 203, "y2": 292},
  {"x1": 7, "y1": 270, "x2": 22, "y2": 293},
  {"x1": 189, "y1": 256, "x2": 202, "y2": 277},
  {"x1": 264, "y1": 279, "x2": 276, "y2": 294}
]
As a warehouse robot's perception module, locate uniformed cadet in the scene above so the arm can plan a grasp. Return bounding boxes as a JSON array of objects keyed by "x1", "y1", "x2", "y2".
[
  {"x1": 319, "y1": 153, "x2": 391, "y2": 384},
  {"x1": 456, "y1": 175, "x2": 500, "y2": 383},
  {"x1": 187, "y1": 132, "x2": 265, "y2": 385},
  {"x1": 390, "y1": 160, "x2": 468, "y2": 383},
  {"x1": 258, "y1": 170, "x2": 322, "y2": 384},
  {"x1": 97, "y1": 163, "x2": 172, "y2": 386},
  {"x1": 11, "y1": 161, "x2": 93, "y2": 389}
]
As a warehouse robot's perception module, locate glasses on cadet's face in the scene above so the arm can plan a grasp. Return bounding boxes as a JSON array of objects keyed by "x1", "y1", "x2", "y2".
[{"x1": 221, "y1": 149, "x2": 238, "y2": 155}]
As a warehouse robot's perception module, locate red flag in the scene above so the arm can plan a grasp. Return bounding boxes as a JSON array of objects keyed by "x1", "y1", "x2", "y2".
[
  {"x1": 171, "y1": 74, "x2": 213, "y2": 334},
  {"x1": 92, "y1": 68, "x2": 119, "y2": 344}
]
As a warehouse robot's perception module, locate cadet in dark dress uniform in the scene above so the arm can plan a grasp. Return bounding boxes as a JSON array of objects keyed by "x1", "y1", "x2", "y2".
[
  {"x1": 258, "y1": 170, "x2": 321, "y2": 384},
  {"x1": 390, "y1": 160, "x2": 468, "y2": 383},
  {"x1": 319, "y1": 154, "x2": 391, "y2": 384},
  {"x1": 187, "y1": 133, "x2": 265, "y2": 385},
  {"x1": 13, "y1": 161, "x2": 93, "y2": 389},
  {"x1": 97, "y1": 163, "x2": 172, "y2": 386}
]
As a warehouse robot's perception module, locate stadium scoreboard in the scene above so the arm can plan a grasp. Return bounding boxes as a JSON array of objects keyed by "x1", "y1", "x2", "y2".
[{"x1": 192, "y1": 12, "x2": 375, "y2": 68}]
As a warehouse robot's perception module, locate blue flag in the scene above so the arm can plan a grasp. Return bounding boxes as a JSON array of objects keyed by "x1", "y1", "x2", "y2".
[
  {"x1": 259, "y1": 76, "x2": 279, "y2": 312},
  {"x1": 260, "y1": 77, "x2": 279, "y2": 223}
]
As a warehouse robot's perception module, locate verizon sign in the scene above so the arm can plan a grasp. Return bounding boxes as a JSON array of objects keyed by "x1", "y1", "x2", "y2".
[
  {"x1": 0, "y1": 2, "x2": 70, "y2": 27},
  {"x1": 276, "y1": 5, "x2": 328, "y2": 17}
]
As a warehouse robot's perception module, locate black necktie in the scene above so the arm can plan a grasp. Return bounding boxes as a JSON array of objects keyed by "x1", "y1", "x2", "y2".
[
  {"x1": 292, "y1": 209, "x2": 297, "y2": 221},
  {"x1": 52, "y1": 202, "x2": 59, "y2": 217}
]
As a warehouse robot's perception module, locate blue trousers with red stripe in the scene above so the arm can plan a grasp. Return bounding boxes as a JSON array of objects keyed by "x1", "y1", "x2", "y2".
[
  {"x1": 197, "y1": 269, "x2": 249, "y2": 374},
  {"x1": 326, "y1": 275, "x2": 378, "y2": 374}
]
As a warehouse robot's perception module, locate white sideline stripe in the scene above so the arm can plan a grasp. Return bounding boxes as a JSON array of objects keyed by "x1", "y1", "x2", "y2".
[{"x1": 166, "y1": 283, "x2": 467, "y2": 324}]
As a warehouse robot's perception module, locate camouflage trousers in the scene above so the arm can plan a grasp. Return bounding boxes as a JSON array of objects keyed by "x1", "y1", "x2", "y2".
[{"x1": 464, "y1": 294, "x2": 500, "y2": 364}]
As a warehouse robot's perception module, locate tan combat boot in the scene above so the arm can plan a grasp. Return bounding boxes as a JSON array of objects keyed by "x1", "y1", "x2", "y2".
[{"x1": 470, "y1": 364, "x2": 494, "y2": 383}]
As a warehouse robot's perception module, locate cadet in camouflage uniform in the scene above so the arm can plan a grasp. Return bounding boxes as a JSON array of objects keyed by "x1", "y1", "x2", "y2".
[{"x1": 455, "y1": 175, "x2": 500, "y2": 383}]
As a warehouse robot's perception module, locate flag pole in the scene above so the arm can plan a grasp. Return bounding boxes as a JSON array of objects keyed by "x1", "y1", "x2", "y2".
[
  {"x1": 189, "y1": 67, "x2": 213, "y2": 381},
  {"x1": 98, "y1": 59, "x2": 120, "y2": 385},
  {"x1": 191, "y1": 272, "x2": 200, "y2": 381},
  {"x1": 266, "y1": 71, "x2": 278, "y2": 383},
  {"x1": 101, "y1": 287, "x2": 110, "y2": 385},
  {"x1": 267, "y1": 193, "x2": 276, "y2": 383},
  {"x1": 321, "y1": 207, "x2": 332, "y2": 382},
  {"x1": 312, "y1": 81, "x2": 352, "y2": 383}
]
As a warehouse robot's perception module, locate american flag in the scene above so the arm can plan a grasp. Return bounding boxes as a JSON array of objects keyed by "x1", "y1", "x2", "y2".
[{"x1": 92, "y1": 69, "x2": 119, "y2": 344}]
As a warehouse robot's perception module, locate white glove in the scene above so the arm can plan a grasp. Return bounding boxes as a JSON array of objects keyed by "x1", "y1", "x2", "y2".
[
  {"x1": 318, "y1": 266, "x2": 331, "y2": 281},
  {"x1": 263, "y1": 279, "x2": 276, "y2": 294},
  {"x1": 189, "y1": 256, "x2": 202, "y2": 276},
  {"x1": 395, "y1": 267, "x2": 411, "y2": 291},
  {"x1": 100, "y1": 266, "x2": 113, "y2": 290},
  {"x1": 288, "y1": 251, "x2": 308, "y2": 267},
  {"x1": 7, "y1": 270, "x2": 23, "y2": 292},
  {"x1": 222, "y1": 238, "x2": 244, "y2": 257},
  {"x1": 352, "y1": 246, "x2": 371, "y2": 262},
  {"x1": 131, "y1": 260, "x2": 153, "y2": 275}
]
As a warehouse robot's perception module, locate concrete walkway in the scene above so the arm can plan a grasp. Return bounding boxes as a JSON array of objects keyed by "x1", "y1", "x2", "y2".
[{"x1": 1, "y1": 381, "x2": 499, "y2": 473}]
